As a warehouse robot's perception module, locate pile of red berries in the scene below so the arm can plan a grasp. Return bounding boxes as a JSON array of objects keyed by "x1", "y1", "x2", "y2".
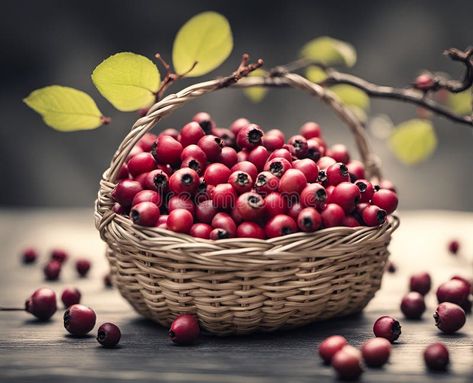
[{"x1": 112, "y1": 113, "x2": 398, "y2": 239}]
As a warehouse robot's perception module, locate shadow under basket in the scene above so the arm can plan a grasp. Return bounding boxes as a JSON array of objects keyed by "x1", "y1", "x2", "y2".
[{"x1": 95, "y1": 72, "x2": 399, "y2": 335}]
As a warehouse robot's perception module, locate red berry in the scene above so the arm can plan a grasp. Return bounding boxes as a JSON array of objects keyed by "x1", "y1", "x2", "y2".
[
  {"x1": 448, "y1": 239, "x2": 460, "y2": 255},
  {"x1": 327, "y1": 144, "x2": 350, "y2": 164},
  {"x1": 329, "y1": 182, "x2": 361, "y2": 214},
  {"x1": 237, "y1": 149, "x2": 249, "y2": 162},
  {"x1": 167, "y1": 209, "x2": 194, "y2": 234},
  {"x1": 169, "y1": 314, "x2": 200, "y2": 345},
  {"x1": 152, "y1": 135, "x2": 183, "y2": 165},
  {"x1": 25, "y1": 288, "x2": 57, "y2": 321},
  {"x1": 130, "y1": 201, "x2": 160, "y2": 226},
  {"x1": 268, "y1": 148, "x2": 293, "y2": 162},
  {"x1": 373, "y1": 315, "x2": 401, "y2": 342},
  {"x1": 297, "y1": 207, "x2": 321, "y2": 232},
  {"x1": 231, "y1": 161, "x2": 258, "y2": 183},
  {"x1": 379, "y1": 179, "x2": 397, "y2": 193},
  {"x1": 117, "y1": 164, "x2": 129, "y2": 180},
  {"x1": 371, "y1": 189, "x2": 398, "y2": 214},
  {"x1": 197, "y1": 135, "x2": 223, "y2": 162},
  {"x1": 169, "y1": 168, "x2": 199, "y2": 195},
  {"x1": 126, "y1": 145, "x2": 143, "y2": 161},
  {"x1": 292, "y1": 159, "x2": 319, "y2": 183},
  {"x1": 346, "y1": 160, "x2": 365, "y2": 181},
  {"x1": 415, "y1": 73, "x2": 435, "y2": 90},
  {"x1": 288, "y1": 202, "x2": 302, "y2": 220},
  {"x1": 331, "y1": 345, "x2": 363, "y2": 380},
  {"x1": 209, "y1": 228, "x2": 230, "y2": 239},
  {"x1": 112, "y1": 179, "x2": 143, "y2": 207},
  {"x1": 262, "y1": 134, "x2": 285, "y2": 151},
  {"x1": 236, "y1": 222, "x2": 266, "y2": 239},
  {"x1": 306, "y1": 138, "x2": 323, "y2": 161},
  {"x1": 180, "y1": 121, "x2": 205, "y2": 147},
  {"x1": 64, "y1": 304, "x2": 96, "y2": 336},
  {"x1": 300, "y1": 183, "x2": 327, "y2": 208},
  {"x1": 354, "y1": 179, "x2": 374, "y2": 203},
  {"x1": 235, "y1": 192, "x2": 266, "y2": 221},
  {"x1": 204, "y1": 163, "x2": 231, "y2": 186},
  {"x1": 266, "y1": 129, "x2": 285, "y2": 141},
  {"x1": 326, "y1": 163, "x2": 350, "y2": 186},
  {"x1": 424, "y1": 343, "x2": 449, "y2": 371},
  {"x1": 180, "y1": 144, "x2": 207, "y2": 163},
  {"x1": 451, "y1": 275, "x2": 472, "y2": 293},
  {"x1": 321, "y1": 204, "x2": 345, "y2": 228},
  {"x1": 61, "y1": 287, "x2": 81, "y2": 308},
  {"x1": 127, "y1": 152, "x2": 156, "y2": 177},
  {"x1": 236, "y1": 124, "x2": 263, "y2": 150},
  {"x1": 300, "y1": 122, "x2": 321, "y2": 139},
  {"x1": 248, "y1": 146, "x2": 270, "y2": 171},
  {"x1": 132, "y1": 190, "x2": 161, "y2": 207},
  {"x1": 168, "y1": 195, "x2": 195, "y2": 215},
  {"x1": 195, "y1": 200, "x2": 218, "y2": 224},
  {"x1": 160, "y1": 128, "x2": 179, "y2": 139},
  {"x1": 228, "y1": 171, "x2": 253, "y2": 195},
  {"x1": 287, "y1": 135, "x2": 308, "y2": 158},
  {"x1": 361, "y1": 338, "x2": 391, "y2": 367},
  {"x1": 22, "y1": 248, "x2": 38, "y2": 264},
  {"x1": 76, "y1": 258, "x2": 91, "y2": 277},
  {"x1": 264, "y1": 158, "x2": 292, "y2": 178},
  {"x1": 192, "y1": 112, "x2": 215, "y2": 134},
  {"x1": 230, "y1": 117, "x2": 250, "y2": 136},
  {"x1": 181, "y1": 156, "x2": 206, "y2": 175},
  {"x1": 318, "y1": 335, "x2": 348, "y2": 364},
  {"x1": 254, "y1": 171, "x2": 280, "y2": 195},
  {"x1": 97, "y1": 322, "x2": 121, "y2": 348},
  {"x1": 265, "y1": 214, "x2": 297, "y2": 238},
  {"x1": 317, "y1": 156, "x2": 336, "y2": 170},
  {"x1": 264, "y1": 192, "x2": 287, "y2": 217},
  {"x1": 190, "y1": 223, "x2": 213, "y2": 239},
  {"x1": 212, "y1": 184, "x2": 237, "y2": 211},
  {"x1": 143, "y1": 169, "x2": 169, "y2": 192},
  {"x1": 278, "y1": 169, "x2": 307, "y2": 195},
  {"x1": 400, "y1": 292, "x2": 426, "y2": 319},
  {"x1": 342, "y1": 215, "x2": 360, "y2": 227},
  {"x1": 219, "y1": 147, "x2": 238, "y2": 168},
  {"x1": 409, "y1": 272, "x2": 431, "y2": 295},
  {"x1": 44, "y1": 260, "x2": 61, "y2": 281},
  {"x1": 212, "y1": 213, "x2": 237, "y2": 237},
  {"x1": 436, "y1": 279, "x2": 470, "y2": 306},
  {"x1": 362, "y1": 205, "x2": 387, "y2": 226},
  {"x1": 434, "y1": 302, "x2": 465, "y2": 334},
  {"x1": 51, "y1": 248, "x2": 68, "y2": 263},
  {"x1": 137, "y1": 132, "x2": 158, "y2": 152}
]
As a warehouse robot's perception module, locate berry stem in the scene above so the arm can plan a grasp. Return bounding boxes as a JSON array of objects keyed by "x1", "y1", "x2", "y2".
[{"x1": 273, "y1": 47, "x2": 473, "y2": 128}]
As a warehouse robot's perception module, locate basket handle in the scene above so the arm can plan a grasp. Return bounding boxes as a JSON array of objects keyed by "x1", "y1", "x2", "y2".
[{"x1": 105, "y1": 72, "x2": 382, "y2": 183}]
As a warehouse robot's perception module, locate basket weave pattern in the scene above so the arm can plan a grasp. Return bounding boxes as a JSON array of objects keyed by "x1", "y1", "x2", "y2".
[{"x1": 95, "y1": 72, "x2": 399, "y2": 335}]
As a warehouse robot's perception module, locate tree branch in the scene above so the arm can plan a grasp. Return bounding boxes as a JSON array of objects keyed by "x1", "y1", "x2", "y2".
[
  {"x1": 218, "y1": 54, "x2": 264, "y2": 88},
  {"x1": 273, "y1": 47, "x2": 473, "y2": 127}
]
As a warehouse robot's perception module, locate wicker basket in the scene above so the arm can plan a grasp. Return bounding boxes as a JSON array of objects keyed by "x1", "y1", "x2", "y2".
[{"x1": 95, "y1": 72, "x2": 399, "y2": 335}]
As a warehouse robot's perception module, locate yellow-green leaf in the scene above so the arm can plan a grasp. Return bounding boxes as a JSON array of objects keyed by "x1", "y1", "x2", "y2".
[
  {"x1": 172, "y1": 11, "x2": 233, "y2": 77},
  {"x1": 92, "y1": 52, "x2": 160, "y2": 112},
  {"x1": 389, "y1": 119, "x2": 437, "y2": 165},
  {"x1": 23, "y1": 86, "x2": 103, "y2": 131},
  {"x1": 329, "y1": 84, "x2": 370, "y2": 110},
  {"x1": 301, "y1": 37, "x2": 357, "y2": 67},
  {"x1": 447, "y1": 88, "x2": 472, "y2": 115},
  {"x1": 305, "y1": 66, "x2": 327, "y2": 83},
  {"x1": 243, "y1": 69, "x2": 268, "y2": 103}
]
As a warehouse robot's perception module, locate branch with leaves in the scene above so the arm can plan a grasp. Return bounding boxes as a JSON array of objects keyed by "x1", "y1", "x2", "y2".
[{"x1": 24, "y1": 11, "x2": 472, "y2": 166}]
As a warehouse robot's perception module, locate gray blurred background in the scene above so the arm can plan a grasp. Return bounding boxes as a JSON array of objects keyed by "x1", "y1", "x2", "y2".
[{"x1": 1, "y1": 0, "x2": 472, "y2": 210}]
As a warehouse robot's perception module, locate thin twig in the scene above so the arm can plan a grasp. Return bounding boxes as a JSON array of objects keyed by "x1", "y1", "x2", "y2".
[
  {"x1": 218, "y1": 54, "x2": 264, "y2": 88},
  {"x1": 272, "y1": 47, "x2": 473, "y2": 127}
]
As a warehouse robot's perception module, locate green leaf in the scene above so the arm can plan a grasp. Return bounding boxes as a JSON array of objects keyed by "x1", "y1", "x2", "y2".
[
  {"x1": 389, "y1": 119, "x2": 437, "y2": 165},
  {"x1": 301, "y1": 37, "x2": 357, "y2": 67},
  {"x1": 305, "y1": 66, "x2": 327, "y2": 83},
  {"x1": 23, "y1": 86, "x2": 104, "y2": 131},
  {"x1": 172, "y1": 11, "x2": 233, "y2": 77},
  {"x1": 92, "y1": 52, "x2": 160, "y2": 112},
  {"x1": 243, "y1": 69, "x2": 268, "y2": 103},
  {"x1": 447, "y1": 88, "x2": 472, "y2": 115},
  {"x1": 329, "y1": 84, "x2": 370, "y2": 110}
]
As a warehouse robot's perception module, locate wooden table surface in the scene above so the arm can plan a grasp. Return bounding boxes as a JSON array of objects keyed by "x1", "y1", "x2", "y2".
[{"x1": 0, "y1": 209, "x2": 472, "y2": 383}]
